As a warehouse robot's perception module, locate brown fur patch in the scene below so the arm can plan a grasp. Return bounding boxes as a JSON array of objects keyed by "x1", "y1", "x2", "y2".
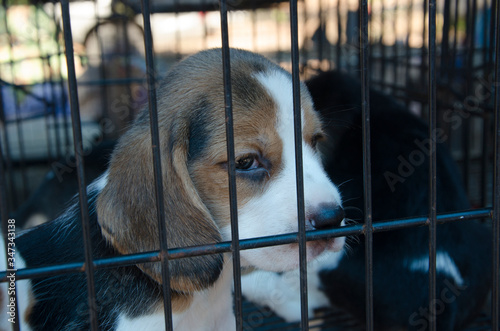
[
  {"x1": 170, "y1": 291, "x2": 193, "y2": 313},
  {"x1": 96, "y1": 49, "x2": 290, "y2": 295},
  {"x1": 23, "y1": 287, "x2": 36, "y2": 326},
  {"x1": 96, "y1": 49, "x2": 326, "y2": 312},
  {"x1": 188, "y1": 81, "x2": 283, "y2": 225},
  {"x1": 301, "y1": 83, "x2": 325, "y2": 148}
]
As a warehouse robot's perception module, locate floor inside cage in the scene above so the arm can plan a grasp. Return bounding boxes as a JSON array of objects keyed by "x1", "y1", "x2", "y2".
[
  {"x1": 241, "y1": 297, "x2": 492, "y2": 330},
  {"x1": 242, "y1": 299, "x2": 362, "y2": 330}
]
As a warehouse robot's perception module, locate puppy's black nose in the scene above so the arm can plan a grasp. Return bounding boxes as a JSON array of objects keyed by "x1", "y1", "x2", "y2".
[{"x1": 308, "y1": 204, "x2": 345, "y2": 229}]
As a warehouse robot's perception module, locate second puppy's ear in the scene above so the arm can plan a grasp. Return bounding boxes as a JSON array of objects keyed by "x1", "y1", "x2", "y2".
[{"x1": 97, "y1": 112, "x2": 223, "y2": 294}]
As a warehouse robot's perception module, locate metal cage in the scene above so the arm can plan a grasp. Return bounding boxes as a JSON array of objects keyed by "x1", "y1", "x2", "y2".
[{"x1": 0, "y1": 0, "x2": 499, "y2": 330}]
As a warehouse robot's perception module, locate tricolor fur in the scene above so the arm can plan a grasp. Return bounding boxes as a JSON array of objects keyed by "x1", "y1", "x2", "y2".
[{"x1": 5, "y1": 49, "x2": 345, "y2": 330}]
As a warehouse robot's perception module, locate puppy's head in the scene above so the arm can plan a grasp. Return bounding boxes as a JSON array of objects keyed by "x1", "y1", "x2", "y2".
[{"x1": 97, "y1": 48, "x2": 344, "y2": 294}]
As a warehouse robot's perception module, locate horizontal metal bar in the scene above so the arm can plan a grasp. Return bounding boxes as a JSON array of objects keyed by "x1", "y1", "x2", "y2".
[
  {"x1": 0, "y1": 52, "x2": 66, "y2": 66},
  {"x1": 74, "y1": 77, "x2": 146, "y2": 87},
  {"x1": 1, "y1": 208, "x2": 491, "y2": 283},
  {"x1": 119, "y1": 0, "x2": 286, "y2": 14}
]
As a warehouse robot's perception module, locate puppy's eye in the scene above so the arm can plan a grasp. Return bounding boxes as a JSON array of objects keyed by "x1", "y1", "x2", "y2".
[
  {"x1": 311, "y1": 133, "x2": 325, "y2": 148},
  {"x1": 235, "y1": 155, "x2": 260, "y2": 171}
]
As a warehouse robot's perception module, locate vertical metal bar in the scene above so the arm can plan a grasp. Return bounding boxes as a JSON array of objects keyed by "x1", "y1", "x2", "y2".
[
  {"x1": 139, "y1": 1, "x2": 174, "y2": 330},
  {"x1": 51, "y1": 3, "x2": 71, "y2": 156},
  {"x1": 60, "y1": 1, "x2": 98, "y2": 329},
  {"x1": 45, "y1": 6, "x2": 62, "y2": 161},
  {"x1": 0, "y1": 96, "x2": 7, "y2": 221},
  {"x1": 491, "y1": 0, "x2": 500, "y2": 327},
  {"x1": 359, "y1": 0, "x2": 373, "y2": 330},
  {"x1": 290, "y1": 0, "x2": 308, "y2": 329},
  {"x1": 299, "y1": 0, "x2": 308, "y2": 70},
  {"x1": 2, "y1": 0, "x2": 27, "y2": 204},
  {"x1": 440, "y1": 0, "x2": 451, "y2": 79},
  {"x1": 427, "y1": 0, "x2": 437, "y2": 330},
  {"x1": 219, "y1": 1, "x2": 242, "y2": 330},
  {"x1": 91, "y1": 2, "x2": 110, "y2": 139},
  {"x1": 0, "y1": 101, "x2": 19, "y2": 331},
  {"x1": 119, "y1": 17, "x2": 135, "y2": 126},
  {"x1": 481, "y1": 115, "x2": 490, "y2": 207},
  {"x1": 490, "y1": 0, "x2": 497, "y2": 66},
  {"x1": 481, "y1": 0, "x2": 493, "y2": 207},
  {"x1": 479, "y1": 0, "x2": 492, "y2": 207},
  {"x1": 482, "y1": 0, "x2": 489, "y2": 66},
  {"x1": 463, "y1": 0, "x2": 478, "y2": 194},
  {"x1": 34, "y1": 4, "x2": 56, "y2": 163},
  {"x1": 420, "y1": 0, "x2": 428, "y2": 99},
  {"x1": 404, "y1": 0, "x2": 414, "y2": 108},
  {"x1": 379, "y1": 0, "x2": 386, "y2": 84},
  {"x1": 317, "y1": 0, "x2": 324, "y2": 63},
  {"x1": 368, "y1": 0, "x2": 374, "y2": 83},
  {"x1": 0, "y1": 84, "x2": 15, "y2": 211},
  {"x1": 326, "y1": 0, "x2": 334, "y2": 67},
  {"x1": 335, "y1": 0, "x2": 341, "y2": 67},
  {"x1": 450, "y1": 0, "x2": 460, "y2": 86},
  {"x1": 392, "y1": 1, "x2": 399, "y2": 88}
]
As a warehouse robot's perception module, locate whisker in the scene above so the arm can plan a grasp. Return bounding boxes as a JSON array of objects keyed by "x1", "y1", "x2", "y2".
[
  {"x1": 337, "y1": 178, "x2": 354, "y2": 188},
  {"x1": 343, "y1": 206, "x2": 364, "y2": 221}
]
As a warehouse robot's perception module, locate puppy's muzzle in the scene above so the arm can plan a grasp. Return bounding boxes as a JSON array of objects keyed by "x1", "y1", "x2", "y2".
[{"x1": 307, "y1": 204, "x2": 345, "y2": 230}]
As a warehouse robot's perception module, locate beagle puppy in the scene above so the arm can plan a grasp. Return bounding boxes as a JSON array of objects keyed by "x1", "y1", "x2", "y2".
[{"x1": 3, "y1": 49, "x2": 345, "y2": 330}]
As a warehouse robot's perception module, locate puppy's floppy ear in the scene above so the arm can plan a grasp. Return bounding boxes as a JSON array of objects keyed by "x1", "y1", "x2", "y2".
[{"x1": 97, "y1": 107, "x2": 223, "y2": 294}]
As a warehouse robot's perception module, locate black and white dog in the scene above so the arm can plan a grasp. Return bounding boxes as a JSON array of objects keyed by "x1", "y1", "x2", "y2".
[{"x1": 242, "y1": 70, "x2": 492, "y2": 330}]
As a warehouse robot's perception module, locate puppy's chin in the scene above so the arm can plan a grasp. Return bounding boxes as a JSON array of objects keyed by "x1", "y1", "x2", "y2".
[{"x1": 241, "y1": 237, "x2": 345, "y2": 272}]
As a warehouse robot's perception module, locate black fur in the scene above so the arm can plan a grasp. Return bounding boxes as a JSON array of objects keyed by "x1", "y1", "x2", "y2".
[
  {"x1": 12, "y1": 141, "x2": 115, "y2": 228},
  {"x1": 307, "y1": 71, "x2": 492, "y2": 331},
  {"x1": 17, "y1": 187, "x2": 163, "y2": 330},
  {"x1": 188, "y1": 97, "x2": 212, "y2": 162}
]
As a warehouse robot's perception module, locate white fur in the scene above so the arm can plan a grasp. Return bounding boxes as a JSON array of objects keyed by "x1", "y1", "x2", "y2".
[
  {"x1": 0, "y1": 237, "x2": 33, "y2": 331},
  {"x1": 241, "y1": 250, "x2": 342, "y2": 322},
  {"x1": 114, "y1": 313, "x2": 165, "y2": 331},
  {"x1": 115, "y1": 256, "x2": 235, "y2": 331},
  {"x1": 406, "y1": 251, "x2": 464, "y2": 286},
  {"x1": 91, "y1": 171, "x2": 109, "y2": 192},
  {"x1": 227, "y1": 70, "x2": 343, "y2": 272}
]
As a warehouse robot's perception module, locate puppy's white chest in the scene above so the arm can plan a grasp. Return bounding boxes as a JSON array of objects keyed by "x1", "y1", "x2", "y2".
[
  {"x1": 115, "y1": 260, "x2": 235, "y2": 331},
  {"x1": 115, "y1": 301, "x2": 234, "y2": 331},
  {"x1": 115, "y1": 313, "x2": 166, "y2": 331},
  {"x1": 115, "y1": 312, "x2": 233, "y2": 331}
]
